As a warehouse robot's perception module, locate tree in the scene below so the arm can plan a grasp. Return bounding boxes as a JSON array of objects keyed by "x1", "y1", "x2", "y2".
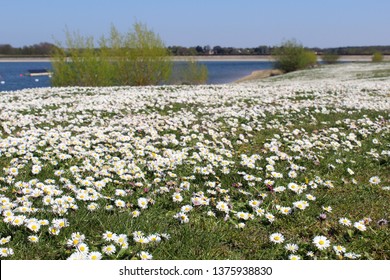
[
  {"x1": 213, "y1": 46, "x2": 225, "y2": 55},
  {"x1": 195, "y1": 46, "x2": 204, "y2": 54},
  {"x1": 272, "y1": 39, "x2": 317, "y2": 72},
  {"x1": 372, "y1": 51, "x2": 384, "y2": 62},
  {"x1": 0, "y1": 44, "x2": 14, "y2": 55},
  {"x1": 52, "y1": 22, "x2": 172, "y2": 86},
  {"x1": 122, "y1": 22, "x2": 172, "y2": 86}
]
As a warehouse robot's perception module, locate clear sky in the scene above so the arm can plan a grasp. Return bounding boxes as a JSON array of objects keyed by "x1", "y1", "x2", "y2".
[{"x1": 1, "y1": 0, "x2": 390, "y2": 48}]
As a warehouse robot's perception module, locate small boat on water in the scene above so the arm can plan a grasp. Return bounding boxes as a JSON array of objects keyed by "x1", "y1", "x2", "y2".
[{"x1": 25, "y1": 69, "x2": 53, "y2": 77}]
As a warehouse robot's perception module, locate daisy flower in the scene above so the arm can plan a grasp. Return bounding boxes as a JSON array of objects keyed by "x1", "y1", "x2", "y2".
[
  {"x1": 174, "y1": 212, "x2": 189, "y2": 224},
  {"x1": 339, "y1": 217, "x2": 352, "y2": 226},
  {"x1": 288, "y1": 183, "x2": 301, "y2": 194},
  {"x1": 31, "y1": 165, "x2": 42, "y2": 175},
  {"x1": 354, "y1": 222, "x2": 367, "y2": 231},
  {"x1": 306, "y1": 251, "x2": 315, "y2": 258},
  {"x1": 114, "y1": 199, "x2": 126, "y2": 208},
  {"x1": 87, "y1": 203, "x2": 99, "y2": 211},
  {"x1": 139, "y1": 251, "x2": 153, "y2": 260},
  {"x1": 9, "y1": 167, "x2": 18, "y2": 176},
  {"x1": 102, "y1": 231, "x2": 117, "y2": 242},
  {"x1": 0, "y1": 247, "x2": 14, "y2": 257},
  {"x1": 0, "y1": 236, "x2": 11, "y2": 245},
  {"x1": 293, "y1": 200, "x2": 309, "y2": 210},
  {"x1": 134, "y1": 235, "x2": 150, "y2": 244},
  {"x1": 52, "y1": 218, "x2": 69, "y2": 228},
  {"x1": 333, "y1": 245, "x2": 346, "y2": 255},
  {"x1": 285, "y1": 243, "x2": 299, "y2": 253},
  {"x1": 28, "y1": 235, "x2": 39, "y2": 243},
  {"x1": 181, "y1": 205, "x2": 193, "y2": 213},
  {"x1": 235, "y1": 222, "x2": 246, "y2": 229},
  {"x1": 102, "y1": 244, "x2": 116, "y2": 255},
  {"x1": 131, "y1": 210, "x2": 141, "y2": 218},
  {"x1": 279, "y1": 207, "x2": 292, "y2": 215},
  {"x1": 137, "y1": 197, "x2": 148, "y2": 209},
  {"x1": 172, "y1": 192, "x2": 183, "y2": 203},
  {"x1": 26, "y1": 221, "x2": 41, "y2": 233},
  {"x1": 88, "y1": 251, "x2": 102, "y2": 260},
  {"x1": 248, "y1": 200, "x2": 261, "y2": 208},
  {"x1": 313, "y1": 235, "x2": 330, "y2": 250},
  {"x1": 288, "y1": 171, "x2": 297, "y2": 178},
  {"x1": 77, "y1": 243, "x2": 89, "y2": 254},
  {"x1": 67, "y1": 251, "x2": 87, "y2": 260},
  {"x1": 236, "y1": 211, "x2": 249, "y2": 220},
  {"x1": 114, "y1": 234, "x2": 128, "y2": 245},
  {"x1": 11, "y1": 215, "x2": 25, "y2": 226},
  {"x1": 71, "y1": 232, "x2": 85, "y2": 241},
  {"x1": 265, "y1": 212, "x2": 275, "y2": 223},
  {"x1": 345, "y1": 252, "x2": 361, "y2": 259},
  {"x1": 369, "y1": 176, "x2": 381, "y2": 185},
  {"x1": 216, "y1": 201, "x2": 229, "y2": 213},
  {"x1": 289, "y1": 254, "x2": 301, "y2": 260},
  {"x1": 147, "y1": 234, "x2": 161, "y2": 243},
  {"x1": 48, "y1": 226, "x2": 60, "y2": 236},
  {"x1": 306, "y1": 194, "x2": 316, "y2": 201},
  {"x1": 255, "y1": 208, "x2": 265, "y2": 217},
  {"x1": 269, "y1": 233, "x2": 285, "y2": 244},
  {"x1": 105, "y1": 205, "x2": 114, "y2": 211}
]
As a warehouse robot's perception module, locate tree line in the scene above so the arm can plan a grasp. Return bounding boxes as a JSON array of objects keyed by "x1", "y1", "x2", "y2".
[{"x1": 1, "y1": 42, "x2": 390, "y2": 56}]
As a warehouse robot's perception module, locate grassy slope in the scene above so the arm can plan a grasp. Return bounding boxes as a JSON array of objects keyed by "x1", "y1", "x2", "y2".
[{"x1": 0, "y1": 63, "x2": 389, "y2": 260}]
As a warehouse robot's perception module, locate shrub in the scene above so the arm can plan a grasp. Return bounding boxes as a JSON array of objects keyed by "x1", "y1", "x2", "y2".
[
  {"x1": 52, "y1": 22, "x2": 172, "y2": 87},
  {"x1": 372, "y1": 52, "x2": 384, "y2": 62},
  {"x1": 321, "y1": 53, "x2": 340, "y2": 64},
  {"x1": 272, "y1": 39, "x2": 317, "y2": 72}
]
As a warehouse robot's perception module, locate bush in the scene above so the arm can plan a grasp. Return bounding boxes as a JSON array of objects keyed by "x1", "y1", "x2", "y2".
[
  {"x1": 272, "y1": 39, "x2": 317, "y2": 72},
  {"x1": 321, "y1": 53, "x2": 340, "y2": 64},
  {"x1": 372, "y1": 52, "x2": 384, "y2": 62},
  {"x1": 52, "y1": 22, "x2": 172, "y2": 87}
]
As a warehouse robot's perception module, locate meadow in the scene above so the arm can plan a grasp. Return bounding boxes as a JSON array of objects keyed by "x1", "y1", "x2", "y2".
[{"x1": 0, "y1": 63, "x2": 389, "y2": 260}]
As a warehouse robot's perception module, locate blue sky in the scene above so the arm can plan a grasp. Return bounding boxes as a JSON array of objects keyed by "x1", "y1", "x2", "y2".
[{"x1": 1, "y1": 0, "x2": 390, "y2": 48}]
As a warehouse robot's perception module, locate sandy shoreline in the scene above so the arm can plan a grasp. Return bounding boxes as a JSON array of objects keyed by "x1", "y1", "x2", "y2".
[
  {"x1": 233, "y1": 69, "x2": 284, "y2": 83},
  {"x1": 1, "y1": 55, "x2": 389, "y2": 63}
]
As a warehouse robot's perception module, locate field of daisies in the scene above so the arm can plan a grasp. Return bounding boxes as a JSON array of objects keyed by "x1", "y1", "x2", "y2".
[{"x1": 0, "y1": 63, "x2": 389, "y2": 260}]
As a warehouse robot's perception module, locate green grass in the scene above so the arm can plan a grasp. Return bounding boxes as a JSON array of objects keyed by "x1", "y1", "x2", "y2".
[
  {"x1": 1, "y1": 107, "x2": 389, "y2": 260},
  {"x1": 0, "y1": 67, "x2": 389, "y2": 260},
  {"x1": 356, "y1": 68, "x2": 390, "y2": 80}
]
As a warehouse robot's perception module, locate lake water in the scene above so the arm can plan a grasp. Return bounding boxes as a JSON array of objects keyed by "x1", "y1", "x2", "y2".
[{"x1": 0, "y1": 61, "x2": 274, "y2": 92}]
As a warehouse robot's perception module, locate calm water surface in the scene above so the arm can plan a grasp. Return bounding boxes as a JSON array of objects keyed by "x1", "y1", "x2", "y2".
[{"x1": 0, "y1": 61, "x2": 274, "y2": 92}]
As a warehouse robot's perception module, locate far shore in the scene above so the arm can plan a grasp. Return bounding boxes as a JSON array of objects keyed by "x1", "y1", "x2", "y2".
[{"x1": 1, "y1": 55, "x2": 389, "y2": 63}]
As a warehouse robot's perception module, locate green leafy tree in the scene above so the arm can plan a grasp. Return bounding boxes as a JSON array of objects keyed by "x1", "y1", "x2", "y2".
[
  {"x1": 52, "y1": 22, "x2": 172, "y2": 87},
  {"x1": 272, "y1": 39, "x2": 317, "y2": 72}
]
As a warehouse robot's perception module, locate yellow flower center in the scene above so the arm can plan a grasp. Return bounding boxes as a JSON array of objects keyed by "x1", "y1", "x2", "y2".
[{"x1": 319, "y1": 240, "x2": 325, "y2": 245}]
